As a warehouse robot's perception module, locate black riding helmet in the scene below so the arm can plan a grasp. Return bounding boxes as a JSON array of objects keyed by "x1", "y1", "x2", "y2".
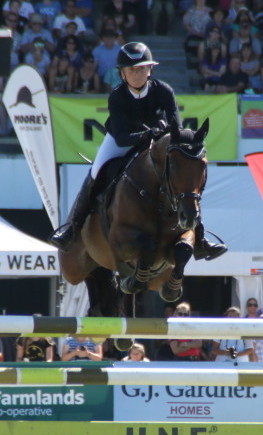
[{"x1": 117, "y1": 42, "x2": 159, "y2": 68}]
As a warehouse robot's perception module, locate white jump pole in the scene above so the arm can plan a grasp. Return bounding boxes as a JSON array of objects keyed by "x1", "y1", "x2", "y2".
[
  {"x1": 0, "y1": 315, "x2": 263, "y2": 339},
  {"x1": 0, "y1": 362, "x2": 263, "y2": 386}
]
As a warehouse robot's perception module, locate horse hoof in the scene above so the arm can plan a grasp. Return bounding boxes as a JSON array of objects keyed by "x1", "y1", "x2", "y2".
[
  {"x1": 114, "y1": 338, "x2": 134, "y2": 352},
  {"x1": 159, "y1": 285, "x2": 183, "y2": 302},
  {"x1": 120, "y1": 277, "x2": 144, "y2": 295}
]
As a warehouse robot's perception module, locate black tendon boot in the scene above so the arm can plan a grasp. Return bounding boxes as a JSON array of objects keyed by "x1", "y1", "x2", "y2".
[
  {"x1": 49, "y1": 172, "x2": 95, "y2": 251},
  {"x1": 194, "y1": 222, "x2": 227, "y2": 261}
]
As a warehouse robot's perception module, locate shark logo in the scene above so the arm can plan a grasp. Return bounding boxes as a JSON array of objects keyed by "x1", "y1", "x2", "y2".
[{"x1": 9, "y1": 86, "x2": 44, "y2": 108}]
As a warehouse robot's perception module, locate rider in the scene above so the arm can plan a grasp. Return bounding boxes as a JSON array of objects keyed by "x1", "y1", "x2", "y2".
[{"x1": 49, "y1": 41, "x2": 227, "y2": 261}]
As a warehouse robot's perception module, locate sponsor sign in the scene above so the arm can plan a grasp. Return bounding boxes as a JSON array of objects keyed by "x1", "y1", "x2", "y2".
[
  {"x1": 50, "y1": 94, "x2": 237, "y2": 163},
  {"x1": 0, "y1": 385, "x2": 113, "y2": 421},
  {"x1": 114, "y1": 384, "x2": 263, "y2": 422},
  {"x1": 241, "y1": 95, "x2": 263, "y2": 138},
  {"x1": 3, "y1": 65, "x2": 59, "y2": 229},
  {"x1": 0, "y1": 421, "x2": 262, "y2": 435}
]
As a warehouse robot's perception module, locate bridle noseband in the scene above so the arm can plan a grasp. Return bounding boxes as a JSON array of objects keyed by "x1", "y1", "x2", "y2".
[{"x1": 155, "y1": 143, "x2": 204, "y2": 212}]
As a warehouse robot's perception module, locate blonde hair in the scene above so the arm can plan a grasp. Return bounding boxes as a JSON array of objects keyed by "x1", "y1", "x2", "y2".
[
  {"x1": 175, "y1": 302, "x2": 191, "y2": 313},
  {"x1": 128, "y1": 343, "x2": 146, "y2": 359}
]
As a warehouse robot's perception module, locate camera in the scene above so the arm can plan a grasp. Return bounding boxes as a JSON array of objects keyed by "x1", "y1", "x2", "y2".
[{"x1": 227, "y1": 346, "x2": 238, "y2": 359}]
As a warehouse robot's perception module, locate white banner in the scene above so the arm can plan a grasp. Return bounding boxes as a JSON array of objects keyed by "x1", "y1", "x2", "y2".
[
  {"x1": 114, "y1": 362, "x2": 263, "y2": 422},
  {"x1": 3, "y1": 65, "x2": 59, "y2": 229}
]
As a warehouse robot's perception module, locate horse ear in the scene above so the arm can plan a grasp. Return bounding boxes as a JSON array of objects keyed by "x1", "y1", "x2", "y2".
[
  {"x1": 170, "y1": 116, "x2": 181, "y2": 143},
  {"x1": 194, "y1": 118, "x2": 209, "y2": 143}
]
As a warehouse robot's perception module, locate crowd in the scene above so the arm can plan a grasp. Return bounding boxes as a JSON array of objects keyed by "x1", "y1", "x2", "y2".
[
  {"x1": 183, "y1": 0, "x2": 263, "y2": 93},
  {"x1": 0, "y1": 298, "x2": 262, "y2": 362},
  {"x1": 0, "y1": 0, "x2": 263, "y2": 98}
]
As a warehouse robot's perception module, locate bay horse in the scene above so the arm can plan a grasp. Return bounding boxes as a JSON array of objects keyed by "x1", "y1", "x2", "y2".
[{"x1": 59, "y1": 117, "x2": 208, "y2": 314}]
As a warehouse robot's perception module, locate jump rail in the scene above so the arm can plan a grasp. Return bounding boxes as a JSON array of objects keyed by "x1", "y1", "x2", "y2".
[
  {"x1": 0, "y1": 362, "x2": 263, "y2": 386},
  {"x1": 0, "y1": 315, "x2": 263, "y2": 339}
]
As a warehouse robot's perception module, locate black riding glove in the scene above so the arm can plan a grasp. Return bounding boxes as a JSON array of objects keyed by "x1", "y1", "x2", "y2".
[{"x1": 139, "y1": 127, "x2": 165, "y2": 145}]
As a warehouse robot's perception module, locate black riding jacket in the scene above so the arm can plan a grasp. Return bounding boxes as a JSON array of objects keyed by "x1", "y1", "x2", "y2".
[{"x1": 105, "y1": 79, "x2": 182, "y2": 148}]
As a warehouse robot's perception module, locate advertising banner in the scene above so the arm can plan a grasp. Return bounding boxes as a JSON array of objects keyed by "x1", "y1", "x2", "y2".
[
  {"x1": 0, "y1": 385, "x2": 113, "y2": 421},
  {"x1": 3, "y1": 65, "x2": 59, "y2": 229},
  {"x1": 114, "y1": 384, "x2": 263, "y2": 422},
  {"x1": 0, "y1": 421, "x2": 263, "y2": 435},
  {"x1": 241, "y1": 95, "x2": 263, "y2": 139},
  {"x1": 50, "y1": 94, "x2": 237, "y2": 163}
]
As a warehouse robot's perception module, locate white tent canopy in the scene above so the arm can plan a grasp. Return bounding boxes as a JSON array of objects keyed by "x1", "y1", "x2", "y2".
[{"x1": 0, "y1": 217, "x2": 59, "y2": 277}]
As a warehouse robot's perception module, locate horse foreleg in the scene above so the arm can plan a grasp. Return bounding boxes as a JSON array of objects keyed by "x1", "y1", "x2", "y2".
[
  {"x1": 119, "y1": 234, "x2": 155, "y2": 295},
  {"x1": 160, "y1": 239, "x2": 193, "y2": 302}
]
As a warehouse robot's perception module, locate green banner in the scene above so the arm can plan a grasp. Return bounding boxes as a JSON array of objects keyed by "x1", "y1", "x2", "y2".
[
  {"x1": 50, "y1": 94, "x2": 238, "y2": 163},
  {"x1": 0, "y1": 385, "x2": 113, "y2": 421}
]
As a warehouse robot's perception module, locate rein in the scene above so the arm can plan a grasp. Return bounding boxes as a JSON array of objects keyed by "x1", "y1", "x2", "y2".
[{"x1": 121, "y1": 139, "x2": 204, "y2": 213}]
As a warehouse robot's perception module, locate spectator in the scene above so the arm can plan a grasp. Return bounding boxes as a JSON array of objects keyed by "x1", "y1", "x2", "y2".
[
  {"x1": 2, "y1": 0, "x2": 35, "y2": 30},
  {"x1": 169, "y1": 302, "x2": 202, "y2": 361},
  {"x1": 245, "y1": 297, "x2": 260, "y2": 318},
  {"x1": 61, "y1": 335, "x2": 103, "y2": 361},
  {"x1": 232, "y1": 7, "x2": 256, "y2": 37},
  {"x1": 212, "y1": 306, "x2": 254, "y2": 362},
  {"x1": 226, "y1": 0, "x2": 251, "y2": 24},
  {"x1": 103, "y1": 66, "x2": 121, "y2": 93},
  {"x1": 79, "y1": 52, "x2": 100, "y2": 92},
  {"x1": 92, "y1": 28, "x2": 120, "y2": 92},
  {"x1": 16, "y1": 337, "x2": 54, "y2": 361},
  {"x1": 229, "y1": 17, "x2": 261, "y2": 58},
  {"x1": 48, "y1": 55, "x2": 76, "y2": 92},
  {"x1": 183, "y1": 0, "x2": 212, "y2": 68},
  {"x1": 183, "y1": 0, "x2": 212, "y2": 39},
  {"x1": 122, "y1": 342, "x2": 150, "y2": 361},
  {"x1": 34, "y1": 0, "x2": 62, "y2": 31},
  {"x1": 19, "y1": 13, "x2": 56, "y2": 61},
  {"x1": 4, "y1": 12, "x2": 22, "y2": 70},
  {"x1": 54, "y1": 33, "x2": 83, "y2": 71},
  {"x1": 52, "y1": 0, "x2": 87, "y2": 41},
  {"x1": 198, "y1": 25, "x2": 227, "y2": 92},
  {"x1": 198, "y1": 24, "x2": 227, "y2": 62},
  {"x1": 164, "y1": 302, "x2": 176, "y2": 318},
  {"x1": 205, "y1": 7, "x2": 231, "y2": 42},
  {"x1": 25, "y1": 40, "x2": 51, "y2": 82},
  {"x1": 215, "y1": 54, "x2": 249, "y2": 93},
  {"x1": 99, "y1": 15, "x2": 126, "y2": 45},
  {"x1": 244, "y1": 297, "x2": 260, "y2": 361},
  {"x1": 102, "y1": 0, "x2": 136, "y2": 40},
  {"x1": 240, "y1": 42, "x2": 261, "y2": 90},
  {"x1": 255, "y1": 59, "x2": 263, "y2": 93},
  {"x1": 74, "y1": 0, "x2": 94, "y2": 33},
  {"x1": 150, "y1": 0, "x2": 175, "y2": 35}
]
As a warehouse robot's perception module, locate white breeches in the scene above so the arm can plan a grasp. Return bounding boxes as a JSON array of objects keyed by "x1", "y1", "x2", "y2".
[{"x1": 91, "y1": 133, "x2": 133, "y2": 179}]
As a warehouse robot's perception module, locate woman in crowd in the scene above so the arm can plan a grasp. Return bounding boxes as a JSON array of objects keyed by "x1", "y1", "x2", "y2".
[{"x1": 169, "y1": 302, "x2": 202, "y2": 361}]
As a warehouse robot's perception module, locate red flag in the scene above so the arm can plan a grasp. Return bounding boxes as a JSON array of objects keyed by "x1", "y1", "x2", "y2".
[{"x1": 245, "y1": 152, "x2": 263, "y2": 200}]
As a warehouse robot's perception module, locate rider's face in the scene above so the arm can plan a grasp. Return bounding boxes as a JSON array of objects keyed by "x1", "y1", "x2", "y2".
[{"x1": 121, "y1": 65, "x2": 151, "y2": 90}]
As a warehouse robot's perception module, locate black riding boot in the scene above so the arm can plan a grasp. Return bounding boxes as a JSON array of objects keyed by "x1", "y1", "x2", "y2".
[
  {"x1": 49, "y1": 172, "x2": 95, "y2": 251},
  {"x1": 194, "y1": 222, "x2": 227, "y2": 261}
]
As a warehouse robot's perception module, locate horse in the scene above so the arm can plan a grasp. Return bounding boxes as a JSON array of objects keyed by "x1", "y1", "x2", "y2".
[{"x1": 59, "y1": 117, "x2": 208, "y2": 317}]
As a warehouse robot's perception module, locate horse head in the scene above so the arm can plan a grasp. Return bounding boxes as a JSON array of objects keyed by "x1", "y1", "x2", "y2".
[{"x1": 166, "y1": 118, "x2": 208, "y2": 231}]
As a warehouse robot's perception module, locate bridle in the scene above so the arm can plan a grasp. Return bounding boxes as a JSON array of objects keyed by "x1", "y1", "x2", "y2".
[{"x1": 150, "y1": 142, "x2": 204, "y2": 212}]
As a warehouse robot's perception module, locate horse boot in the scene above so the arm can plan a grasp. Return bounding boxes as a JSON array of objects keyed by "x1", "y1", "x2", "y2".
[
  {"x1": 193, "y1": 222, "x2": 227, "y2": 261},
  {"x1": 49, "y1": 172, "x2": 95, "y2": 251}
]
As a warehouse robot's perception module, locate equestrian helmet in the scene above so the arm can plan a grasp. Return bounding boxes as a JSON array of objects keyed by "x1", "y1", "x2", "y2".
[{"x1": 116, "y1": 42, "x2": 159, "y2": 68}]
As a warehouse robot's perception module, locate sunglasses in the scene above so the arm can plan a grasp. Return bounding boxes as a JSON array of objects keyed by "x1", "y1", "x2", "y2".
[
  {"x1": 176, "y1": 312, "x2": 190, "y2": 317},
  {"x1": 248, "y1": 303, "x2": 258, "y2": 307}
]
